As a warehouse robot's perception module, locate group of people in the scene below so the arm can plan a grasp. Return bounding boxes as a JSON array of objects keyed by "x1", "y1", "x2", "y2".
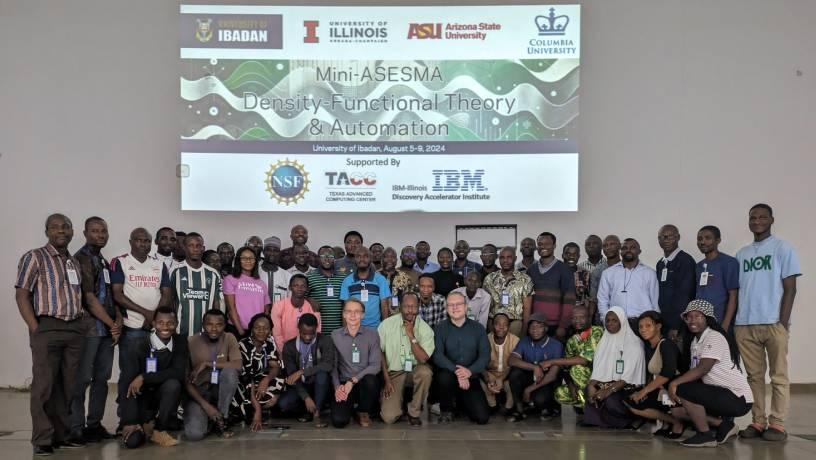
[{"x1": 15, "y1": 203, "x2": 800, "y2": 455}]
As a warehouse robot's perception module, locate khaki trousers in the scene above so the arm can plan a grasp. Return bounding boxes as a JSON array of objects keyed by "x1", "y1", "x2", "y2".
[
  {"x1": 735, "y1": 323, "x2": 789, "y2": 426},
  {"x1": 480, "y1": 371, "x2": 513, "y2": 409},
  {"x1": 380, "y1": 364, "x2": 433, "y2": 424}
]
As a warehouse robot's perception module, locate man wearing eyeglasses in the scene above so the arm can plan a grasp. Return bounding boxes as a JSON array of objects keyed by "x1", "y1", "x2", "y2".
[{"x1": 307, "y1": 246, "x2": 346, "y2": 333}]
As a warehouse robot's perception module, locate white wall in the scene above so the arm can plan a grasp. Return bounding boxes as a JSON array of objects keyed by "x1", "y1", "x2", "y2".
[{"x1": 1, "y1": 0, "x2": 814, "y2": 386}]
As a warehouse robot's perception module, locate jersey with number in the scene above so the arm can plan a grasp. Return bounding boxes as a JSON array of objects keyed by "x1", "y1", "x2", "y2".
[
  {"x1": 110, "y1": 253, "x2": 169, "y2": 329},
  {"x1": 171, "y1": 264, "x2": 222, "y2": 335}
]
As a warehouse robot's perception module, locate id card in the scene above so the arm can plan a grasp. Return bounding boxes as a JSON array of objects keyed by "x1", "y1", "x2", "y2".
[
  {"x1": 501, "y1": 291, "x2": 510, "y2": 306},
  {"x1": 103, "y1": 268, "x2": 111, "y2": 284},
  {"x1": 660, "y1": 268, "x2": 668, "y2": 282},
  {"x1": 699, "y1": 272, "x2": 709, "y2": 286},
  {"x1": 404, "y1": 360, "x2": 413, "y2": 372},
  {"x1": 67, "y1": 267, "x2": 79, "y2": 285},
  {"x1": 326, "y1": 286, "x2": 334, "y2": 297},
  {"x1": 210, "y1": 368, "x2": 220, "y2": 384},
  {"x1": 360, "y1": 289, "x2": 369, "y2": 302},
  {"x1": 391, "y1": 296, "x2": 399, "y2": 308},
  {"x1": 352, "y1": 350, "x2": 361, "y2": 363},
  {"x1": 146, "y1": 357, "x2": 157, "y2": 373},
  {"x1": 615, "y1": 359, "x2": 624, "y2": 374}
]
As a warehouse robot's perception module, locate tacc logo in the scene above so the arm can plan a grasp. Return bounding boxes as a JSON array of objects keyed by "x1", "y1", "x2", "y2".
[
  {"x1": 325, "y1": 171, "x2": 377, "y2": 186},
  {"x1": 304, "y1": 20, "x2": 319, "y2": 43},
  {"x1": 407, "y1": 23, "x2": 442, "y2": 39}
]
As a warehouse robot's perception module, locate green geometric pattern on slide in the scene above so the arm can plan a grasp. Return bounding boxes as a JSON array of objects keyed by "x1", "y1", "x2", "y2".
[
  {"x1": 222, "y1": 60, "x2": 290, "y2": 95},
  {"x1": 430, "y1": 59, "x2": 559, "y2": 92},
  {"x1": 445, "y1": 113, "x2": 556, "y2": 142}
]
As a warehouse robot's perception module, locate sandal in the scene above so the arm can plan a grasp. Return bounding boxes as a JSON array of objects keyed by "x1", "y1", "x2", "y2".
[{"x1": 213, "y1": 416, "x2": 235, "y2": 438}]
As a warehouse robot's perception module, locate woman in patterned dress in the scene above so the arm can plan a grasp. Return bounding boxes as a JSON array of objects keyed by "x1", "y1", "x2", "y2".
[{"x1": 231, "y1": 313, "x2": 285, "y2": 431}]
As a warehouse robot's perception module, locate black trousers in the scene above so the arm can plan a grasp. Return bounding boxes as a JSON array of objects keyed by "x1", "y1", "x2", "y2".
[
  {"x1": 119, "y1": 379, "x2": 183, "y2": 431},
  {"x1": 676, "y1": 381, "x2": 752, "y2": 418},
  {"x1": 434, "y1": 368, "x2": 490, "y2": 424},
  {"x1": 508, "y1": 367, "x2": 556, "y2": 411},
  {"x1": 330, "y1": 374, "x2": 379, "y2": 428}
]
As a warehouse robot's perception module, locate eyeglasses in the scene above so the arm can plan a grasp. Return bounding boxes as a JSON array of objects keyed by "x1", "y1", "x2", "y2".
[{"x1": 319, "y1": 255, "x2": 336, "y2": 260}]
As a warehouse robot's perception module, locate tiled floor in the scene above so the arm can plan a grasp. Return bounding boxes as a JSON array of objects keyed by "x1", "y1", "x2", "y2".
[{"x1": 2, "y1": 388, "x2": 816, "y2": 459}]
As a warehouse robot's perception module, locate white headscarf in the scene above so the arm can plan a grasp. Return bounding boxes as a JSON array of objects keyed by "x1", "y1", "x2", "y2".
[{"x1": 590, "y1": 306, "x2": 645, "y2": 384}]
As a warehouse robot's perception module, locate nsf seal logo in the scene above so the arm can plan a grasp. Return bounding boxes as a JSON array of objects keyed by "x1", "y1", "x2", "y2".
[{"x1": 264, "y1": 159, "x2": 310, "y2": 205}]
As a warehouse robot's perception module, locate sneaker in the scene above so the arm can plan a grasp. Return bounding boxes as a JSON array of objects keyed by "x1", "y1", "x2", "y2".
[
  {"x1": 150, "y1": 430, "x2": 179, "y2": 447},
  {"x1": 33, "y1": 445, "x2": 54, "y2": 456},
  {"x1": 762, "y1": 425, "x2": 788, "y2": 441},
  {"x1": 357, "y1": 413, "x2": 372, "y2": 428},
  {"x1": 739, "y1": 423, "x2": 765, "y2": 439},
  {"x1": 438, "y1": 412, "x2": 454, "y2": 424},
  {"x1": 430, "y1": 403, "x2": 441, "y2": 416},
  {"x1": 506, "y1": 411, "x2": 525, "y2": 423},
  {"x1": 681, "y1": 431, "x2": 718, "y2": 448},
  {"x1": 60, "y1": 435, "x2": 86, "y2": 449},
  {"x1": 83, "y1": 425, "x2": 114, "y2": 442},
  {"x1": 716, "y1": 420, "x2": 739, "y2": 445}
]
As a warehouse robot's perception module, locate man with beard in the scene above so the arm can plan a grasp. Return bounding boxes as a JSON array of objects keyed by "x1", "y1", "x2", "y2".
[
  {"x1": 280, "y1": 225, "x2": 318, "y2": 270},
  {"x1": 414, "y1": 241, "x2": 440, "y2": 274},
  {"x1": 397, "y1": 246, "x2": 420, "y2": 291},
  {"x1": 307, "y1": 246, "x2": 346, "y2": 334},
  {"x1": 516, "y1": 238, "x2": 537, "y2": 272},
  {"x1": 597, "y1": 238, "x2": 659, "y2": 331},
  {"x1": 453, "y1": 240, "x2": 482, "y2": 278}
]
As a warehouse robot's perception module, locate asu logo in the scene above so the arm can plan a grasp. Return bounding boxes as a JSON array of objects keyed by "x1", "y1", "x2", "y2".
[
  {"x1": 264, "y1": 159, "x2": 310, "y2": 205},
  {"x1": 196, "y1": 18, "x2": 213, "y2": 43},
  {"x1": 407, "y1": 23, "x2": 442, "y2": 39}
]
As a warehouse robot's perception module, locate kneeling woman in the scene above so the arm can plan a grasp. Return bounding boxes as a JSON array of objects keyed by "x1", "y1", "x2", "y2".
[
  {"x1": 626, "y1": 311, "x2": 684, "y2": 439},
  {"x1": 230, "y1": 313, "x2": 286, "y2": 431},
  {"x1": 668, "y1": 300, "x2": 753, "y2": 448},
  {"x1": 583, "y1": 307, "x2": 646, "y2": 428}
]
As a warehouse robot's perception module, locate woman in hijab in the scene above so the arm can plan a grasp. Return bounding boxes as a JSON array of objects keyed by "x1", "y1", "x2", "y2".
[{"x1": 582, "y1": 306, "x2": 646, "y2": 428}]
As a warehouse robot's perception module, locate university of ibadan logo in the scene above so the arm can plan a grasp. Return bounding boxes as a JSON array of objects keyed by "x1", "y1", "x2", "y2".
[
  {"x1": 196, "y1": 19, "x2": 213, "y2": 43},
  {"x1": 535, "y1": 8, "x2": 569, "y2": 36},
  {"x1": 265, "y1": 159, "x2": 310, "y2": 205}
]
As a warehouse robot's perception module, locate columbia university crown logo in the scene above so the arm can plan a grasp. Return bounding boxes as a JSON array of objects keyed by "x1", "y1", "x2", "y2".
[
  {"x1": 265, "y1": 159, "x2": 310, "y2": 205},
  {"x1": 535, "y1": 8, "x2": 569, "y2": 36}
]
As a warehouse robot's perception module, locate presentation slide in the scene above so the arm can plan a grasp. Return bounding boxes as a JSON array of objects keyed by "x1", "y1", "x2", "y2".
[{"x1": 180, "y1": 4, "x2": 580, "y2": 212}]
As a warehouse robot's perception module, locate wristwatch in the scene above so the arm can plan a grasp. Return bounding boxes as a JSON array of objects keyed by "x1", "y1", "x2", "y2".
[
  {"x1": 350, "y1": 376, "x2": 359, "y2": 384},
  {"x1": 410, "y1": 338, "x2": 418, "y2": 344}
]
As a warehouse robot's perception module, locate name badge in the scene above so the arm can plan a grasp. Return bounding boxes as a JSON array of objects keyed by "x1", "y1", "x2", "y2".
[
  {"x1": 360, "y1": 289, "x2": 369, "y2": 302},
  {"x1": 699, "y1": 271, "x2": 709, "y2": 286},
  {"x1": 501, "y1": 291, "x2": 509, "y2": 306},
  {"x1": 103, "y1": 268, "x2": 111, "y2": 284},
  {"x1": 660, "y1": 268, "x2": 668, "y2": 282},
  {"x1": 352, "y1": 350, "x2": 361, "y2": 364},
  {"x1": 615, "y1": 359, "x2": 624, "y2": 374},
  {"x1": 146, "y1": 357, "x2": 157, "y2": 373},
  {"x1": 67, "y1": 267, "x2": 79, "y2": 285},
  {"x1": 391, "y1": 296, "x2": 399, "y2": 308},
  {"x1": 326, "y1": 286, "x2": 334, "y2": 297},
  {"x1": 210, "y1": 368, "x2": 220, "y2": 384},
  {"x1": 404, "y1": 359, "x2": 413, "y2": 372}
]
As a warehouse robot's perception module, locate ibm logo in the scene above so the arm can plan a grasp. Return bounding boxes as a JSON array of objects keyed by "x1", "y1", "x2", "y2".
[{"x1": 432, "y1": 169, "x2": 486, "y2": 192}]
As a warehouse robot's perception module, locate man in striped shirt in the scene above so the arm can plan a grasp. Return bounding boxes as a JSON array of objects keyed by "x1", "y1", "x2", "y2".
[
  {"x1": 307, "y1": 246, "x2": 345, "y2": 333},
  {"x1": 15, "y1": 214, "x2": 87, "y2": 455},
  {"x1": 170, "y1": 232, "x2": 222, "y2": 336}
]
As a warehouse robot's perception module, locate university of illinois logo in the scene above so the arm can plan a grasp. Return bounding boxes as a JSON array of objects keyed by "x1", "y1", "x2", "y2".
[
  {"x1": 196, "y1": 18, "x2": 213, "y2": 43},
  {"x1": 265, "y1": 159, "x2": 310, "y2": 205}
]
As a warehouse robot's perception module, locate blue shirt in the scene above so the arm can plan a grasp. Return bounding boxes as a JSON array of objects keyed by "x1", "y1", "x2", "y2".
[
  {"x1": 597, "y1": 262, "x2": 659, "y2": 319},
  {"x1": 512, "y1": 336, "x2": 564, "y2": 364},
  {"x1": 340, "y1": 270, "x2": 391, "y2": 328},
  {"x1": 695, "y1": 253, "x2": 740, "y2": 323},
  {"x1": 414, "y1": 261, "x2": 440, "y2": 274},
  {"x1": 736, "y1": 236, "x2": 801, "y2": 325}
]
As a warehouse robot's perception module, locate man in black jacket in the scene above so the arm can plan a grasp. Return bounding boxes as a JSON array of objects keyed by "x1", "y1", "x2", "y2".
[
  {"x1": 278, "y1": 313, "x2": 335, "y2": 427},
  {"x1": 118, "y1": 306, "x2": 187, "y2": 449}
]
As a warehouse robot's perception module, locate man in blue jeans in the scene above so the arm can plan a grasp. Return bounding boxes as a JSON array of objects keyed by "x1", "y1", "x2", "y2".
[
  {"x1": 111, "y1": 228, "x2": 172, "y2": 433},
  {"x1": 279, "y1": 314, "x2": 335, "y2": 428},
  {"x1": 70, "y1": 217, "x2": 122, "y2": 443}
]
